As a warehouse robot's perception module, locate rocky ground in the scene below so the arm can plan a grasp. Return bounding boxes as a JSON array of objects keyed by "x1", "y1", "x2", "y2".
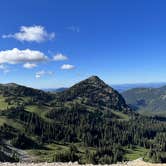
[{"x1": 0, "y1": 159, "x2": 166, "y2": 166}]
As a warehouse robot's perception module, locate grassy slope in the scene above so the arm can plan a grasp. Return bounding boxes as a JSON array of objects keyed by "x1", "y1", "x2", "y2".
[
  {"x1": 26, "y1": 142, "x2": 96, "y2": 163},
  {"x1": 25, "y1": 105, "x2": 52, "y2": 122},
  {"x1": 0, "y1": 116, "x2": 25, "y2": 131},
  {"x1": 0, "y1": 95, "x2": 14, "y2": 110},
  {"x1": 27, "y1": 143, "x2": 69, "y2": 162},
  {"x1": 124, "y1": 146, "x2": 149, "y2": 161},
  {"x1": 27, "y1": 143, "x2": 149, "y2": 162},
  {"x1": 111, "y1": 110, "x2": 130, "y2": 121}
]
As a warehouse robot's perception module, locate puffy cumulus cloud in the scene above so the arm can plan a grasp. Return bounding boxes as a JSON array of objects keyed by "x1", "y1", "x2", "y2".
[
  {"x1": 0, "y1": 48, "x2": 48, "y2": 64},
  {"x1": 61, "y1": 64, "x2": 75, "y2": 70},
  {"x1": 53, "y1": 53, "x2": 68, "y2": 61},
  {"x1": 23, "y1": 62, "x2": 37, "y2": 69},
  {"x1": 35, "y1": 70, "x2": 54, "y2": 79},
  {"x1": 2, "y1": 25, "x2": 55, "y2": 42}
]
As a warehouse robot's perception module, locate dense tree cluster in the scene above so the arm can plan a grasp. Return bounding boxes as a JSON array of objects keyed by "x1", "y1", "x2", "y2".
[{"x1": 1, "y1": 104, "x2": 166, "y2": 163}]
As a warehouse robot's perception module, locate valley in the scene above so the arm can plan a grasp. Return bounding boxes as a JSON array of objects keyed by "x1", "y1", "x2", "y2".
[{"x1": 122, "y1": 86, "x2": 166, "y2": 116}]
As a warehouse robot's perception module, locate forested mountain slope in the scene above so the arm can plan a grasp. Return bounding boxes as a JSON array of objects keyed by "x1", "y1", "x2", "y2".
[
  {"x1": 122, "y1": 86, "x2": 166, "y2": 115},
  {"x1": 0, "y1": 76, "x2": 166, "y2": 164}
]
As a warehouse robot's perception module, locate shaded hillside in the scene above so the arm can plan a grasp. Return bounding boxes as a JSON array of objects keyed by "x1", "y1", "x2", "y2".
[
  {"x1": 0, "y1": 83, "x2": 53, "y2": 110},
  {"x1": 122, "y1": 86, "x2": 166, "y2": 114},
  {"x1": 4, "y1": 83, "x2": 52, "y2": 100}
]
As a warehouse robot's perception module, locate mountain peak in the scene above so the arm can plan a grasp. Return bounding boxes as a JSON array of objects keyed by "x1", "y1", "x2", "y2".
[
  {"x1": 87, "y1": 75, "x2": 101, "y2": 81},
  {"x1": 81, "y1": 75, "x2": 107, "y2": 88},
  {"x1": 59, "y1": 76, "x2": 130, "y2": 111}
]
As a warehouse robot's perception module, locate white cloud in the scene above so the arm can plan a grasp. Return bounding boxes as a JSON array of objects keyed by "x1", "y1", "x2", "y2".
[
  {"x1": 35, "y1": 70, "x2": 54, "y2": 79},
  {"x1": 0, "y1": 64, "x2": 10, "y2": 73},
  {"x1": 0, "y1": 48, "x2": 48, "y2": 64},
  {"x1": 35, "y1": 74, "x2": 41, "y2": 79},
  {"x1": 61, "y1": 64, "x2": 75, "y2": 70},
  {"x1": 23, "y1": 62, "x2": 37, "y2": 69},
  {"x1": 53, "y1": 53, "x2": 68, "y2": 61},
  {"x1": 35, "y1": 70, "x2": 45, "y2": 78},
  {"x1": 2, "y1": 25, "x2": 55, "y2": 42}
]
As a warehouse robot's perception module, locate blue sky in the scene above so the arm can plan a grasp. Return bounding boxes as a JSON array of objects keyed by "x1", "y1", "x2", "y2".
[{"x1": 0, "y1": 0, "x2": 166, "y2": 88}]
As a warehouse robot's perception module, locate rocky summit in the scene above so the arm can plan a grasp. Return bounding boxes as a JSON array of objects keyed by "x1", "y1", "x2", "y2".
[{"x1": 57, "y1": 76, "x2": 130, "y2": 111}]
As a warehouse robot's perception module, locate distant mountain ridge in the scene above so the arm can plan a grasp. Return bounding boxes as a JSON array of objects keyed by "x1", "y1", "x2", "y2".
[
  {"x1": 44, "y1": 87, "x2": 68, "y2": 92},
  {"x1": 112, "y1": 82, "x2": 166, "y2": 92},
  {"x1": 44, "y1": 82, "x2": 166, "y2": 93},
  {"x1": 122, "y1": 85, "x2": 166, "y2": 115}
]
